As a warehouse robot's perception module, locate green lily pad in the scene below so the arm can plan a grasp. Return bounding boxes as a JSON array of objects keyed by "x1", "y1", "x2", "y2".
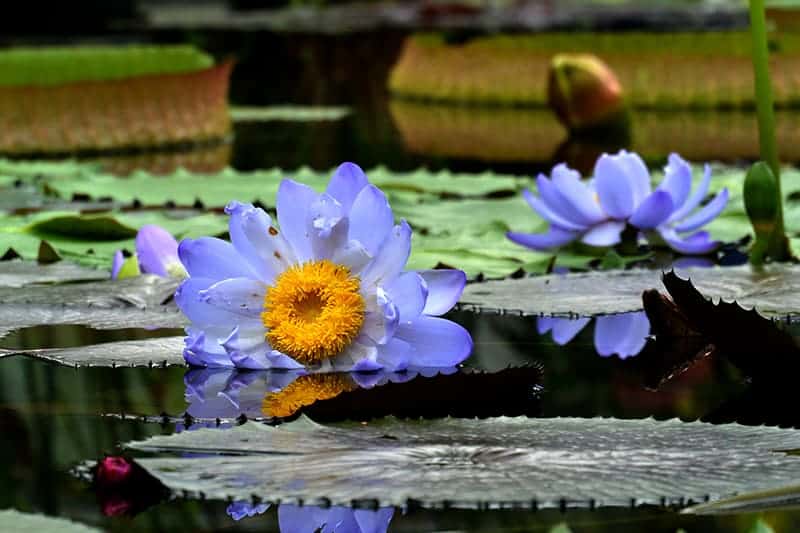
[
  {"x1": 127, "y1": 416, "x2": 800, "y2": 509},
  {"x1": 0, "y1": 210, "x2": 228, "y2": 268}
]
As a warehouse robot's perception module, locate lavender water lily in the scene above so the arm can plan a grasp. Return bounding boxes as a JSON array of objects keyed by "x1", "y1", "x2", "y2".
[
  {"x1": 507, "y1": 150, "x2": 729, "y2": 255},
  {"x1": 175, "y1": 163, "x2": 472, "y2": 371}
]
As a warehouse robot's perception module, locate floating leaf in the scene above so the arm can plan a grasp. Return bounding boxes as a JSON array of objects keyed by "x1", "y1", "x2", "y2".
[
  {"x1": 128, "y1": 416, "x2": 800, "y2": 509},
  {"x1": 0, "y1": 260, "x2": 105, "y2": 288},
  {"x1": 459, "y1": 264, "x2": 800, "y2": 318},
  {"x1": 0, "y1": 45, "x2": 212, "y2": 87},
  {"x1": 0, "y1": 211, "x2": 228, "y2": 268},
  {"x1": 0, "y1": 275, "x2": 184, "y2": 340},
  {"x1": 7, "y1": 337, "x2": 186, "y2": 368},
  {"x1": 0, "y1": 509, "x2": 100, "y2": 532}
]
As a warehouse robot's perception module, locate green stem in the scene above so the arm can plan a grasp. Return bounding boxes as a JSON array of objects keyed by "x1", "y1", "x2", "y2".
[{"x1": 749, "y1": 0, "x2": 791, "y2": 259}]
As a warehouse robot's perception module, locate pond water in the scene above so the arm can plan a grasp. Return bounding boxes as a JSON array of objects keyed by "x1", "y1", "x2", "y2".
[{"x1": 2, "y1": 309, "x2": 799, "y2": 531}]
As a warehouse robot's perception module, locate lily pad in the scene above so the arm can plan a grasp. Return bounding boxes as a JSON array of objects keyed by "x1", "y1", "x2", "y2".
[
  {"x1": 6, "y1": 336, "x2": 186, "y2": 368},
  {"x1": 459, "y1": 264, "x2": 800, "y2": 318},
  {"x1": 0, "y1": 260, "x2": 105, "y2": 287},
  {"x1": 0, "y1": 509, "x2": 100, "y2": 533},
  {"x1": 0, "y1": 275, "x2": 183, "y2": 340},
  {"x1": 128, "y1": 416, "x2": 800, "y2": 509},
  {"x1": 0, "y1": 210, "x2": 228, "y2": 268}
]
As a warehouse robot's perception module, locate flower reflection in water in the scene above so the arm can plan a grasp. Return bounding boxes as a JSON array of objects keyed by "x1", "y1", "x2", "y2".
[
  {"x1": 538, "y1": 311, "x2": 650, "y2": 359},
  {"x1": 226, "y1": 501, "x2": 395, "y2": 533},
  {"x1": 184, "y1": 367, "x2": 458, "y2": 420}
]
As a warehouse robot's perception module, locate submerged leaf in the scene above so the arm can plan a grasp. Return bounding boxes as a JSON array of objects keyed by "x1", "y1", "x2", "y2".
[{"x1": 129, "y1": 416, "x2": 800, "y2": 509}]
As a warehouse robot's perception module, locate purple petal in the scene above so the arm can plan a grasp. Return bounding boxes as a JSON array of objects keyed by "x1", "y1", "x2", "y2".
[
  {"x1": 348, "y1": 184, "x2": 394, "y2": 256},
  {"x1": 658, "y1": 153, "x2": 692, "y2": 210},
  {"x1": 111, "y1": 250, "x2": 124, "y2": 280},
  {"x1": 227, "y1": 502, "x2": 270, "y2": 521},
  {"x1": 178, "y1": 237, "x2": 255, "y2": 281},
  {"x1": 506, "y1": 226, "x2": 578, "y2": 250},
  {"x1": 523, "y1": 188, "x2": 586, "y2": 232},
  {"x1": 550, "y1": 164, "x2": 606, "y2": 224},
  {"x1": 361, "y1": 291, "x2": 399, "y2": 345},
  {"x1": 629, "y1": 190, "x2": 674, "y2": 230},
  {"x1": 354, "y1": 508, "x2": 395, "y2": 533},
  {"x1": 307, "y1": 193, "x2": 349, "y2": 260},
  {"x1": 326, "y1": 162, "x2": 369, "y2": 213},
  {"x1": 225, "y1": 201, "x2": 294, "y2": 283},
  {"x1": 545, "y1": 317, "x2": 591, "y2": 344},
  {"x1": 176, "y1": 277, "x2": 247, "y2": 327},
  {"x1": 199, "y1": 277, "x2": 266, "y2": 319},
  {"x1": 579, "y1": 220, "x2": 626, "y2": 247},
  {"x1": 383, "y1": 271, "x2": 427, "y2": 323},
  {"x1": 361, "y1": 221, "x2": 412, "y2": 290},
  {"x1": 136, "y1": 225, "x2": 180, "y2": 277},
  {"x1": 395, "y1": 316, "x2": 472, "y2": 367},
  {"x1": 658, "y1": 229, "x2": 720, "y2": 255},
  {"x1": 418, "y1": 269, "x2": 466, "y2": 316},
  {"x1": 594, "y1": 312, "x2": 650, "y2": 359},
  {"x1": 594, "y1": 154, "x2": 637, "y2": 219},
  {"x1": 536, "y1": 167, "x2": 603, "y2": 228},
  {"x1": 221, "y1": 326, "x2": 302, "y2": 370},
  {"x1": 673, "y1": 188, "x2": 729, "y2": 233},
  {"x1": 668, "y1": 164, "x2": 711, "y2": 223},
  {"x1": 373, "y1": 337, "x2": 412, "y2": 371},
  {"x1": 277, "y1": 179, "x2": 317, "y2": 262},
  {"x1": 183, "y1": 326, "x2": 233, "y2": 367}
]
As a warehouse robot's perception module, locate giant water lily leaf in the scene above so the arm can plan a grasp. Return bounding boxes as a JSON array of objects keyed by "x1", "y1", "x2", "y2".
[
  {"x1": 0, "y1": 509, "x2": 100, "y2": 533},
  {"x1": 460, "y1": 264, "x2": 800, "y2": 318},
  {"x1": 5, "y1": 336, "x2": 186, "y2": 368},
  {"x1": 0, "y1": 210, "x2": 228, "y2": 267},
  {"x1": 128, "y1": 416, "x2": 800, "y2": 508},
  {"x1": 0, "y1": 260, "x2": 105, "y2": 287},
  {"x1": 0, "y1": 275, "x2": 183, "y2": 340}
]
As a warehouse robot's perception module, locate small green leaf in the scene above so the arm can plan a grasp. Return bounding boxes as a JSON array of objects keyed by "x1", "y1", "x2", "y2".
[{"x1": 116, "y1": 254, "x2": 140, "y2": 280}]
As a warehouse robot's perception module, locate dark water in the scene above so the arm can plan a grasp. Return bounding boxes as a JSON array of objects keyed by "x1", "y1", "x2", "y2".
[{"x1": 2, "y1": 310, "x2": 800, "y2": 531}]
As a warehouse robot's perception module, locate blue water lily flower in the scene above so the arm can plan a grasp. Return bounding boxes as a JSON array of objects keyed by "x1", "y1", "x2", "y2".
[
  {"x1": 227, "y1": 501, "x2": 270, "y2": 521},
  {"x1": 538, "y1": 311, "x2": 650, "y2": 359},
  {"x1": 175, "y1": 163, "x2": 472, "y2": 371},
  {"x1": 507, "y1": 151, "x2": 729, "y2": 255},
  {"x1": 111, "y1": 224, "x2": 187, "y2": 280}
]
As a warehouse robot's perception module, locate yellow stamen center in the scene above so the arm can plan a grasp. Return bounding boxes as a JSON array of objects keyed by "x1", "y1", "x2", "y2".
[
  {"x1": 262, "y1": 260, "x2": 365, "y2": 364},
  {"x1": 262, "y1": 374, "x2": 357, "y2": 418}
]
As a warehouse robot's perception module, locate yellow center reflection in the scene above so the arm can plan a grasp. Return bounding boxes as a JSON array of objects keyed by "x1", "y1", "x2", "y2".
[{"x1": 262, "y1": 374, "x2": 358, "y2": 418}]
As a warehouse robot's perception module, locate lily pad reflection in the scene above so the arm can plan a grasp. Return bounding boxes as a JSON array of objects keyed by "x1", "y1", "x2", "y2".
[{"x1": 537, "y1": 312, "x2": 650, "y2": 359}]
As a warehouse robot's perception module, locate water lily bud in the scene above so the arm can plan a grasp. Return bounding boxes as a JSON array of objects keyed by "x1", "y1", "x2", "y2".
[
  {"x1": 547, "y1": 53, "x2": 625, "y2": 131},
  {"x1": 95, "y1": 456, "x2": 133, "y2": 487}
]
